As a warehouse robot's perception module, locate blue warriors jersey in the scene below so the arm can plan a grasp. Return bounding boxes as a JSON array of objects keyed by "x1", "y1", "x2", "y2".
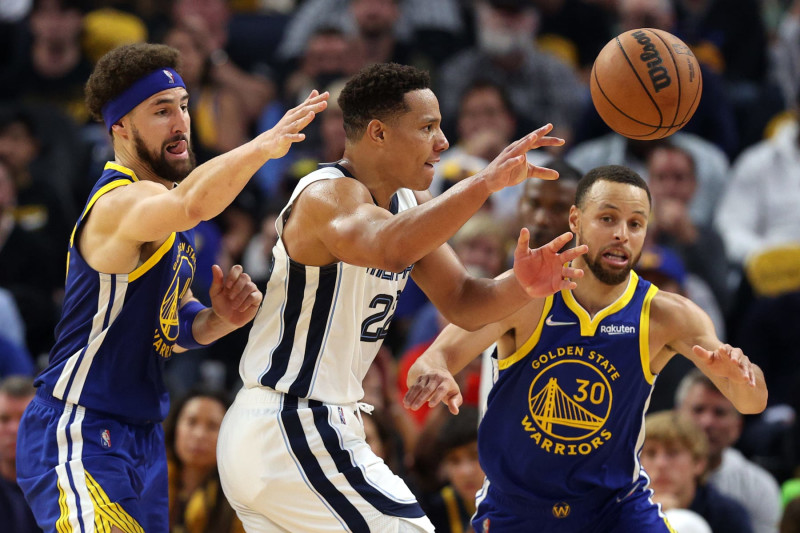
[
  {"x1": 478, "y1": 272, "x2": 660, "y2": 524},
  {"x1": 35, "y1": 162, "x2": 196, "y2": 424}
]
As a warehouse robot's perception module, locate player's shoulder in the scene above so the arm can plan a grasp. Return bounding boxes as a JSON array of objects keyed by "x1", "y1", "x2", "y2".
[
  {"x1": 296, "y1": 166, "x2": 372, "y2": 203},
  {"x1": 650, "y1": 289, "x2": 708, "y2": 334}
]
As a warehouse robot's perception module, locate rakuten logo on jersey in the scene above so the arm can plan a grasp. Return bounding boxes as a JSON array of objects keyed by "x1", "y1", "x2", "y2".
[{"x1": 600, "y1": 324, "x2": 636, "y2": 335}]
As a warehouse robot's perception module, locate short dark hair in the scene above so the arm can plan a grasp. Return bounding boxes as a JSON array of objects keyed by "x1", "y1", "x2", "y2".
[
  {"x1": 459, "y1": 79, "x2": 515, "y2": 116},
  {"x1": 85, "y1": 43, "x2": 181, "y2": 124},
  {"x1": 338, "y1": 62, "x2": 431, "y2": 141},
  {"x1": 575, "y1": 165, "x2": 651, "y2": 209},
  {"x1": 435, "y1": 406, "x2": 479, "y2": 455},
  {"x1": 542, "y1": 158, "x2": 582, "y2": 183}
]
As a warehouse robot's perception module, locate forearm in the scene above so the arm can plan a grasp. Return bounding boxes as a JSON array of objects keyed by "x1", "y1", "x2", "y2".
[
  {"x1": 191, "y1": 307, "x2": 238, "y2": 346},
  {"x1": 178, "y1": 140, "x2": 268, "y2": 222},
  {"x1": 444, "y1": 273, "x2": 529, "y2": 331},
  {"x1": 378, "y1": 175, "x2": 493, "y2": 269}
]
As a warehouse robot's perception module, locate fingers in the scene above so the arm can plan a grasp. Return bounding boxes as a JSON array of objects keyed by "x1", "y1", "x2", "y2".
[
  {"x1": 546, "y1": 232, "x2": 574, "y2": 252},
  {"x1": 403, "y1": 373, "x2": 460, "y2": 411},
  {"x1": 561, "y1": 264, "x2": 584, "y2": 280},
  {"x1": 559, "y1": 244, "x2": 588, "y2": 263},
  {"x1": 527, "y1": 165, "x2": 560, "y2": 180},
  {"x1": 209, "y1": 264, "x2": 224, "y2": 296}
]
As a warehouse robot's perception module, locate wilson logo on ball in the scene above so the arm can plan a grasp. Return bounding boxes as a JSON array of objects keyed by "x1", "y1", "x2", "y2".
[{"x1": 632, "y1": 30, "x2": 671, "y2": 93}]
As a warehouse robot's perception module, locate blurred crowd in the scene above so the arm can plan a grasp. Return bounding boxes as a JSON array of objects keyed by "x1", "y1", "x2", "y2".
[{"x1": 1, "y1": 0, "x2": 800, "y2": 531}]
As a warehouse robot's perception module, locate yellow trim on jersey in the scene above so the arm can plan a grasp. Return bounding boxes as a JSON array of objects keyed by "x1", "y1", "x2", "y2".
[
  {"x1": 441, "y1": 486, "x2": 463, "y2": 533},
  {"x1": 128, "y1": 232, "x2": 176, "y2": 282},
  {"x1": 498, "y1": 296, "x2": 554, "y2": 370},
  {"x1": 66, "y1": 178, "x2": 135, "y2": 279},
  {"x1": 56, "y1": 479, "x2": 73, "y2": 533},
  {"x1": 104, "y1": 162, "x2": 139, "y2": 181},
  {"x1": 663, "y1": 514, "x2": 678, "y2": 533},
  {"x1": 639, "y1": 284, "x2": 659, "y2": 385},
  {"x1": 84, "y1": 470, "x2": 145, "y2": 533},
  {"x1": 561, "y1": 272, "x2": 640, "y2": 336}
]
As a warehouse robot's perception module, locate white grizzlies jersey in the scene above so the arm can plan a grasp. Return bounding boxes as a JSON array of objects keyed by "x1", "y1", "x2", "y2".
[{"x1": 240, "y1": 164, "x2": 417, "y2": 404}]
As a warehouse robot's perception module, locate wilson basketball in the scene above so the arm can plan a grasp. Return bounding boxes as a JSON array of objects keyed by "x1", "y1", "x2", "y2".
[{"x1": 590, "y1": 28, "x2": 702, "y2": 140}]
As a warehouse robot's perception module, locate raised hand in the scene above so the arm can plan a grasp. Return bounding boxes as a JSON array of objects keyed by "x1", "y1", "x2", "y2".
[
  {"x1": 403, "y1": 360, "x2": 463, "y2": 415},
  {"x1": 209, "y1": 264, "x2": 262, "y2": 328},
  {"x1": 481, "y1": 123, "x2": 566, "y2": 193},
  {"x1": 514, "y1": 230, "x2": 588, "y2": 298},
  {"x1": 259, "y1": 90, "x2": 329, "y2": 160},
  {"x1": 692, "y1": 344, "x2": 757, "y2": 387}
]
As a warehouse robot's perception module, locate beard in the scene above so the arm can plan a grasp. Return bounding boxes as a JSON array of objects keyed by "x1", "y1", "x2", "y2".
[
  {"x1": 579, "y1": 236, "x2": 642, "y2": 286},
  {"x1": 132, "y1": 127, "x2": 196, "y2": 183}
]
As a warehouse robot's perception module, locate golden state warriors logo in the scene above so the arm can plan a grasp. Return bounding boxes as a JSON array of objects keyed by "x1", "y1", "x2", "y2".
[
  {"x1": 521, "y1": 349, "x2": 618, "y2": 455},
  {"x1": 153, "y1": 242, "x2": 196, "y2": 358},
  {"x1": 552, "y1": 502, "x2": 571, "y2": 519}
]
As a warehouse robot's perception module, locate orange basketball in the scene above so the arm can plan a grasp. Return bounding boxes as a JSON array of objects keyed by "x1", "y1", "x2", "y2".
[{"x1": 590, "y1": 28, "x2": 702, "y2": 140}]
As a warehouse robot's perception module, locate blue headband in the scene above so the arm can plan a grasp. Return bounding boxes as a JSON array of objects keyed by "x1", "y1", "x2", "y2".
[{"x1": 101, "y1": 68, "x2": 186, "y2": 132}]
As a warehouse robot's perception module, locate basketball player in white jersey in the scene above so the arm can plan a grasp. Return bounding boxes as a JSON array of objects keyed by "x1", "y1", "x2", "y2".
[{"x1": 216, "y1": 62, "x2": 588, "y2": 532}]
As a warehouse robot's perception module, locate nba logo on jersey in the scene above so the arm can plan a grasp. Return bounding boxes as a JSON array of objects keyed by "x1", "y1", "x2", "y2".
[
  {"x1": 552, "y1": 501, "x2": 571, "y2": 518},
  {"x1": 163, "y1": 69, "x2": 175, "y2": 83},
  {"x1": 100, "y1": 429, "x2": 111, "y2": 448},
  {"x1": 482, "y1": 518, "x2": 490, "y2": 532},
  {"x1": 337, "y1": 407, "x2": 347, "y2": 425}
]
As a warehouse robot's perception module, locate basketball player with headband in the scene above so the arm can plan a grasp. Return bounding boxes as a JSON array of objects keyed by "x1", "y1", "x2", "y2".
[{"x1": 15, "y1": 43, "x2": 327, "y2": 533}]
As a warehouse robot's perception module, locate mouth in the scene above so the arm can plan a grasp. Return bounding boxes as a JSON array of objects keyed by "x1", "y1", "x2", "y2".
[
  {"x1": 600, "y1": 247, "x2": 630, "y2": 268},
  {"x1": 164, "y1": 139, "x2": 188, "y2": 159},
  {"x1": 424, "y1": 158, "x2": 440, "y2": 169}
]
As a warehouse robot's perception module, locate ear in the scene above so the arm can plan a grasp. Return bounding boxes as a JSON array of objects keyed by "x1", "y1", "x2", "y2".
[
  {"x1": 568, "y1": 205, "x2": 580, "y2": 234},
  {"x1": 366, "y1": 119, "x2": 386, "y2": 145},
  {"x1": 111, "y1": 120, "x2": 129, "y2": 140}
]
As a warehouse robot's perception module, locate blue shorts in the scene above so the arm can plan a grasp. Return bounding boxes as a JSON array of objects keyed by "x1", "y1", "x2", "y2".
[
  {"x1": 16, "y1": 391, "x2": 168, "y2": 533},
  {"x1": 473, "y1": 480, "x2": 676, "y2": 533}
]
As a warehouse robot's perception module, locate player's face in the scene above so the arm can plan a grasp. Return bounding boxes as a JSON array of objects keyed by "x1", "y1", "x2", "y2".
[
  {"x1": 0, "y1": 393, "x2": 34, "y2": 462},
  {"x1": 640, "y1": 440, "x2": 703, "y2": 505},
  {"x1": 174, "y1": 396, "x2": 225, "y2": 471},
  {"x1": 457, "y1": 87, "x2": 514, "y2": 143},
  {"x1": 442, "y1": 441, "x2": 485, "y2": 505},
  {"x1": 383, "y1": 89, "x2": 449, "y2": 191},
  {"x1": 518, "y1": 179, "x2": 576, "y2": 249},
  {"x1": 570, "y1": 181, "x2": 649, "y2": 286},
  {"x1": 647, "y1": 149, "x2": 696, "y2": 204},
  {"x1": 678, "y1": 384, "x2": 742, "y2": 458},
  {"x1": 127, "y1": 87, "x2": 196, "y2": 183}
]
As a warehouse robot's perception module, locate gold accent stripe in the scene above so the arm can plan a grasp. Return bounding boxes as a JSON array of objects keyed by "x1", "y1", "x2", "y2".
[
  {"x1": 69, "y1": 179, "x2": 133, "y2": 248},
  {"x1": 498, "y1": 297, "x2": 553, "y2": 370},
  {"x1": 84, "y1": 470, "x2": 145, "y2": 533},
  {"x1": 639, "y1": 284, "x2": 659, "y2": 385},
  {"x1": 441, "y1": 486, "x2": 462, "y2": 533},
  {"x1": 104, "y1": 162, "x2": 139, "y2": 181},
  {"x1": 128, "y1": 232, "x2": 175, "y2": 282},
  {"x1": 562, "y1": 272, "x2": 640, "y2": 336},
  {"x1": 56, "y1": 478, "x2": 72, "y2": 533}
]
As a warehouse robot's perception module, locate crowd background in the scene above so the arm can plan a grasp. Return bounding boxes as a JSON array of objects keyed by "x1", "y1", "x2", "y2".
[{"x1": 1, "y1": 0, "x2": 799, "y2": 531}]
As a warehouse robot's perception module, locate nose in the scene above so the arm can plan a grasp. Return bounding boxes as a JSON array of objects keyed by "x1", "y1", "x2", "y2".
[
  {"x1": 435, "y1": 129, "x2": 449, "y2": 153},
  {"x1": 173, "y1": 108, "x2": 190, "y2": 135},
  {"x1": 613, "y1": 221, "x2": 628, "y2": 242}
]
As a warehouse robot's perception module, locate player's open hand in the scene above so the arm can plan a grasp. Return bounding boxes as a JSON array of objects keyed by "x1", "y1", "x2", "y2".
[
  {"x1": 692, "y1": 344, "x2": 757, "y2": 387},
  {"x1": 403, "y1": 360, "x2": 462, "y2": 415},
  {"x1": 481, "y1": 124, "x2": 565, "y2": 193},
  {"x1": 514, "y1": 230, "x2": 588, "y2": 298},
  {"x1": 260, "y1": 90, "x2": 329, "y2": 160},
  {"x1": 209, "y1": 264, "x2": 262, "y2": 328}
]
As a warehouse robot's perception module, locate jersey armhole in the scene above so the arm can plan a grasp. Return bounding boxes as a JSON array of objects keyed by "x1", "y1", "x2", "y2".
[{"x1": 498, "y1": 297, "x2": 552, "y2": 370}]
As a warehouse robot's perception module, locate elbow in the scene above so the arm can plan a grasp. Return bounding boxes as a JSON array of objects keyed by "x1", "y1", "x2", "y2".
[{"x1": 440, "y1": 309, "x2": 483, "y2": 332}]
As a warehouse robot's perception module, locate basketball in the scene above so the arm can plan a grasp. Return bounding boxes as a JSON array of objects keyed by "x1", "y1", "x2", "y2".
[{"x1": 590, "y1": 28, "x2": 702, "y2": 140}]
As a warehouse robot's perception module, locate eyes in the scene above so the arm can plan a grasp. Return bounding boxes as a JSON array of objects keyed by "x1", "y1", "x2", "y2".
[
  {"x1": 155, "y1": 103, "x2": 190, "y2": 116},
  {"x1": 599, "y1": 214, "x2": 645, "y2": 229}
]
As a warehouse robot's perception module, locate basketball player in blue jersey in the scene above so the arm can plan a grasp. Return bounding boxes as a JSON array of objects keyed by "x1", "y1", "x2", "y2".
[
  {"x1": 15, "y1": 43, "x2": 328, "y2": 533},
  {"x1": 404, "y1": 165, "x2": 768, "y2": 533},
  {"x1": 216, "y1": 62, "x2": 589, "y2": 532}
]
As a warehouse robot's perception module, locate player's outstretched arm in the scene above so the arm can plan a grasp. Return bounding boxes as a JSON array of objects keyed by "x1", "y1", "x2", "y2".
[
  {"x1": 114, "y1": 91, "x2": 329, "y2": 244},
  {"x1": 404, "y1": 318, "x2": 510, "y2": 415},
  {"x1": 655, "y1": 292, "x2": 768, "y2": 414}
]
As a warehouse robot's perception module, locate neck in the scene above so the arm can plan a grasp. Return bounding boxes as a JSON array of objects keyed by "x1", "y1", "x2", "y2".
[
  {"x1": 339, "y1": 151, "x2": 398, "y2": 210},
  {"x1": 569, "y1": 258, "x2": 631, "y2": 316},
  {"x1": 707, "y1": 451, "x2": 723, "y2": 471},
  {"x1": 0, "y1": 457, "x2": 15, "y2": 482},
  {"x1": 676, "y1": 482, "x2": 697, "y2": 509}
]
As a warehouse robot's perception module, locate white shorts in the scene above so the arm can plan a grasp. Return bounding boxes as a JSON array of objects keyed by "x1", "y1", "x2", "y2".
[{"x1": 217, "y1": 387, "x2": 434, "y2": 533}]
